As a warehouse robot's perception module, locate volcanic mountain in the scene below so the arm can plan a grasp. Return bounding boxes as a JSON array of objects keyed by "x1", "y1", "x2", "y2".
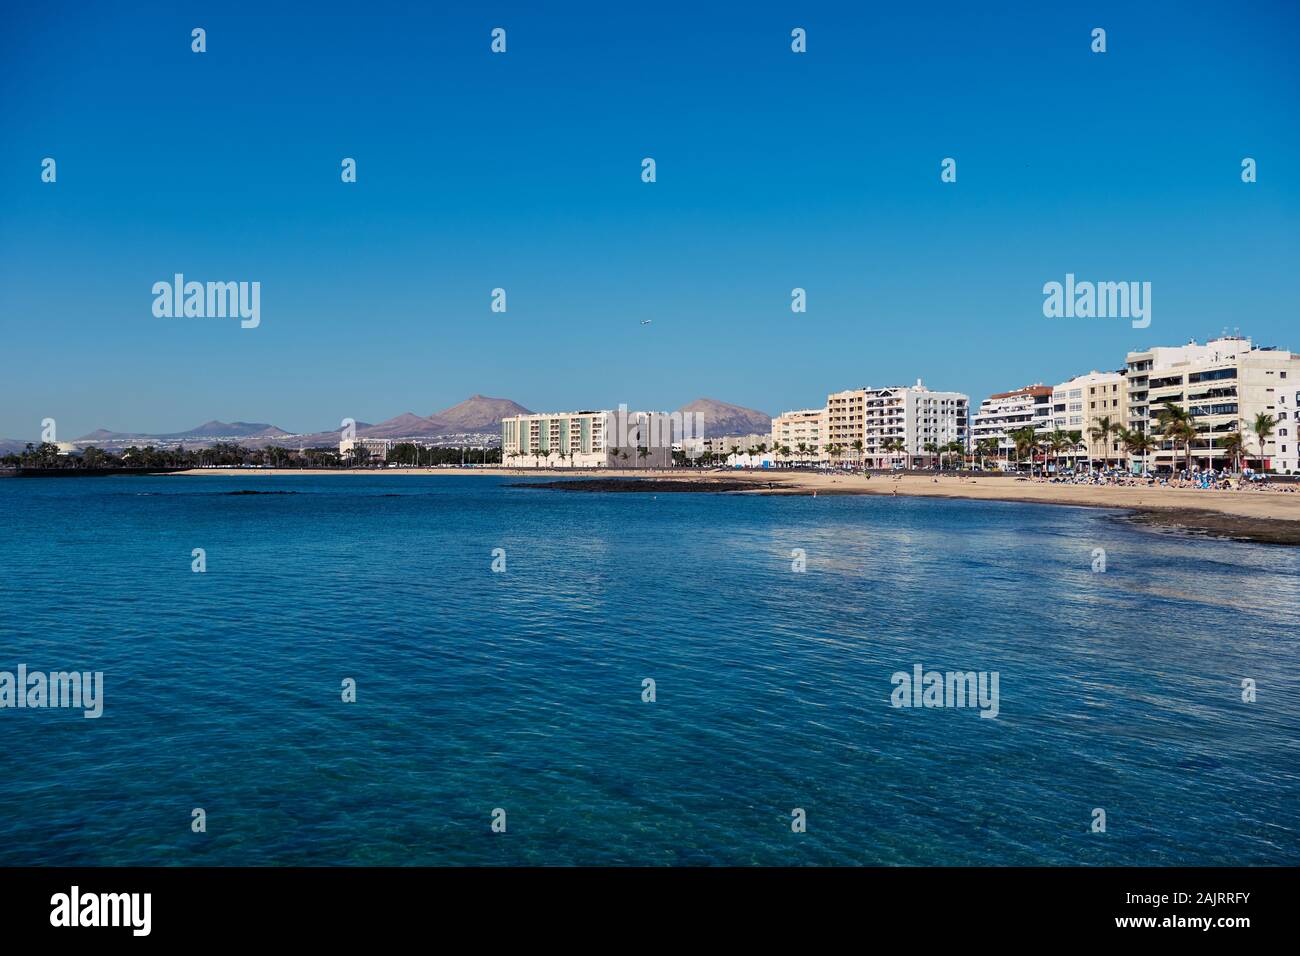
[
  {"x1": 350, "y1": 396, "x2": 532, "y2": 441},
  {"x1": 360, "y1": 412, "x2": 444, "y2": 440},
  {"x1": 429, "y1": 395, "x2": 532, "y2": 434},
  {"x1": 74, "y1": 421, "x2": 290, "y2": 443},
  {"x1": 675, "y1": 398, "x2": 772, "y2": 437}
]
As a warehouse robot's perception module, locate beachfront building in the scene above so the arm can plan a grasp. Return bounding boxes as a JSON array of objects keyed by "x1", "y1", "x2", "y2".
[
  {"x1": 501, "y1": 409, "x2": 674, "y2": 468},
  {"x1": 971, "y1": 385, "x2": 1053, "y2": 467},
  {"x1": 770, "y1": 408, "x2": 827, "y2": 463},
  {"x1": 1125, "y1": 335, "x2": 1300, "y2": 473},
  {"x1": 1282, "y1": 381, "x2": 1300, "y2": 475},
  {"x1": 339, "y1": 436, "x2": 394, "y2": 461},
  {"x1": 701, "y1": 434, "x2": 775, "y2": 464},
  {"x1": 1050, "y1": 370, "x2": 1128, "y2": 470},
  {"x1": 825, "y1": 380, "x2": 968, "y2": 468}
]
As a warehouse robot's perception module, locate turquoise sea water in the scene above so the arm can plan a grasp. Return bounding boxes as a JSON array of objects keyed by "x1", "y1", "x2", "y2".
[{"x1": 0, "y1": 474, "x2": 1297, "y2": 866}]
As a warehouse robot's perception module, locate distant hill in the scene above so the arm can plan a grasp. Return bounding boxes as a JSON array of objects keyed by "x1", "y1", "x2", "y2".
[
  {"x1": 0, "y1": 438, "x2": 30, "y2": 455},
  {"x1": 359, "y1": 413, "x2": 443, "y2": 440},
  {"x1": 430, "y1": 395, "x2": 531, "y2": 434},
  {"x1": 74, "y1": 421, "x2": 289, "y2": 443},
  {"x1": 171, "y1": 420, "x2": 289, "y2": 440},
  {"x1": 676, "y1": 398, "x2": 771, "y2": 437},
  {"x1": 54, "y1": 397, "x2": 533, "y2": 450}
]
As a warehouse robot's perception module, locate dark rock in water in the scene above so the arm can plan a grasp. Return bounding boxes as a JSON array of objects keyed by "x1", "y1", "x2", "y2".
[
  {"x1": 1123, "y1": 508, "x2": 1300, "y2": 546},
  {"x1": 513, "y1": 478, "x2": 753, "y2": 494}
]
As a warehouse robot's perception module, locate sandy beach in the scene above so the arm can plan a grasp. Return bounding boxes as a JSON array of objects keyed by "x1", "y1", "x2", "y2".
[{"x1": 172, "y1": 467, "x2": 1300, "y2": 544}]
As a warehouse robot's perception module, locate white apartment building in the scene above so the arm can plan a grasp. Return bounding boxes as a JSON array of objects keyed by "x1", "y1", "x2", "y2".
[
  {"x1": 971, "y1": 385, "x2": 1053, "y2": 461},
  {"x1": 770, "y1": 409, "x2": 826, "y2": 460},
  {"x1": 501, "y1": 409, "x2": 674, "y2": 468},
  {"x1": 1125, "y1": 335, "x2": 1300, "y2": 473},
  {"x1": 1281, "y1": 380, "x2": 1300, "y2": 475},
  {"x1": 1051, "y1": 370, "x2": 1127, "y2": 468},
  {"x1": 339, "y1": 436, "x2": 393, "y2": 460},
  {"x1": 825, "y1": 380, "x2": 969, "y2": 468}
]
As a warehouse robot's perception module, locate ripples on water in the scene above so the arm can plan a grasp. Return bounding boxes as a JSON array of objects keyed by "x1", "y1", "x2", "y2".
[{"x1": 0, "y1": 476, "x2": 1297, "y2": 865}]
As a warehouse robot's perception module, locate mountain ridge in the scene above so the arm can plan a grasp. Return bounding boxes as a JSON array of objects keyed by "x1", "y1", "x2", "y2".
[
  {"x1": 21, "y1": 396, "x2": 771, "y2": 450},
  {"x1": 675, "y1": 398, "x2": 772, "y2": 437}
]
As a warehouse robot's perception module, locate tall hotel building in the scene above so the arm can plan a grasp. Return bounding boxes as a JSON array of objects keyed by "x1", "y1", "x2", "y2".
[
  {"x1": 770, "y1": 408, "x2": 827, "y2": 456},
  {"x1": 824, "y1": 381, "x2": 968, "y2": 467},
  {"x1": 971, "y1": 385, "x2": 1053, "y2": 457},
  {"x1": 1050, "y1": 370, "x2": 1128, "y2": 466},
  {"x1": 1124, "y1": 335, "x2": 1300, "y2": 473},
  {"x1": 501, "y1": 409, "x2": 674, "y2": 468}
]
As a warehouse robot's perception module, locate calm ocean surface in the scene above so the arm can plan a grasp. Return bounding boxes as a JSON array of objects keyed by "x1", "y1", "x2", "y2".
[{"x1": 1, "y1": 474, "x2": 1297, "y2": 866}]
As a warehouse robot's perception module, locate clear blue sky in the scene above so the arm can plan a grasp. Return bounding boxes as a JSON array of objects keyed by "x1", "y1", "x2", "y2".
[{"x1": 2, "y1": 0, "x2": 1297, "y2": 439}]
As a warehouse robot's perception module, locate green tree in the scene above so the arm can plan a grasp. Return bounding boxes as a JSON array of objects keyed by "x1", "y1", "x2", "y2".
[
  {"x1": 1155, "y1": 401, "x2": 1197, "y2": 473},
  {"x1": 1123, "y1": 429, "x2": 1158, "y2": 476},
  {"x1": 1219, "y1": 431, "x2": 1245, "y2": 474},
  {"x1": 1251, "y1": 412, "x2": 1276, "y2": 471},
  {"x1": 1088, "y1": 416, "x2": 1118, "y2": 471}
]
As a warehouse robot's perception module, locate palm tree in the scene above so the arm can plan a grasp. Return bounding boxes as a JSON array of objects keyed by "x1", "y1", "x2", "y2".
[
  {"x1": 923, "y1": 441, "x2": 940, "y2": 470},
  {"x1": 1088, "y1": 416, "x2": 1118, "y2": 472},
  {"x1": 851, "y1": 439, "x2": 864, "y2": 471},
  {"x1": 1155, "y1": 401, "x2": 1197, "y2": 474},
  {"x1": 807, "y1": 443, "x2": 819, "y2": 465},
  {"x1": 1113, "y1": 427, "x2": 1131, "y2": 473},
  {"x1": 1119, "y1": 429, "x2": 1149, "y2": 476},
  {"x1": 1251, "y1": 412, "x2": 1276, "y2": 472},
  {"x1": 1008, "y1": 427, "x2": 1037, "y2": 476},
  {"x1": 1047, "y1": 428, "x2": 1071, "y2": 475},
  {"x1": 637, "y1": 446, "x2": 649, "y2": 468},
  {"x1": 1219, "y1": 431, "x2": 1246, "y2": 475},
  {"x1": 1065, "y1": 430, "x2": 1084, "y2": 472},
  {"x1": 881, "y1": 438, "x2": 900, "y2": 462}
]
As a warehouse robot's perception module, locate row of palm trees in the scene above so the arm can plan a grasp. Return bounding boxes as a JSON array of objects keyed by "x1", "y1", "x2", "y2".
[
  {"x1": 996, "y1": 402, "x2": 1276, "y2": 476},
  {"x1": 1148, "y1": 402, "x2": 1275, "y2": 474}
]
